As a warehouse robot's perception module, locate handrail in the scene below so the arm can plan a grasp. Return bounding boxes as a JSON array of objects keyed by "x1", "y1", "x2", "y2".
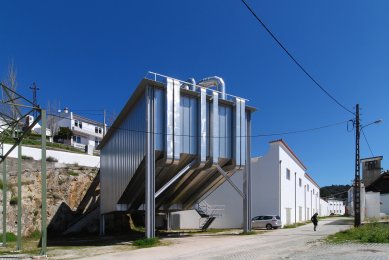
[{"x1": 145, "y1": 71, "x2": 249, "y2": 102}]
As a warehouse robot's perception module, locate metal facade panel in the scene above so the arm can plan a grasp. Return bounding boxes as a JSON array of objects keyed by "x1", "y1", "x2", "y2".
[
  {"x1": 166, "y1": 78, "x2": 174, "y2": 161},
  {"x1": 212, "y1": 92, "x2": 219, "y2": 164},
  {"x1": 173, "y1": 79, "x2": 181, "y2": 160},
  {"x1": 100, "y1": 93, "x2": 146, "y2": 214},
  {"x1": 218, "y1": 105, "x2": 232, "y2": 159},
  {"x1": 154, "y1": 88, "x2": 165, "y2": 151},
  {"x1": 240, "y1": 99, "x2": 246, "y2": 166},
  {"x1": 199, "y1": 88, "x2": 207, "y2": 162},
  {"x1": 180, "y1": 95, "x2": 198, "y2": 155},
  {"x1": 234, "y1": 98, "x2": 241, "y2": 166}
]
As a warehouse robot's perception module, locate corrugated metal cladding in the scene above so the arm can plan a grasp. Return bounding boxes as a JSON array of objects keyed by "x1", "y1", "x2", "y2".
[
  {"x1": 100, "y1": 76, "x2": 252, "y2": 214},
  {"x1": 100, "y1": 93, "x2": 146, "y2": 214}
]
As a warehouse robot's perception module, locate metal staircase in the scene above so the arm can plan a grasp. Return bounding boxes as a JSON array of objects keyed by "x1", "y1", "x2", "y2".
[{"x1": 195, "y1": 201, "x2": 224, "y2": 231}]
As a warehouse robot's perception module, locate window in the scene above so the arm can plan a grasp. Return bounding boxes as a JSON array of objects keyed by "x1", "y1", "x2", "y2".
[
  {"x1": 73, "y1": 135, "x2": 81, "y2": 144},
  {"x1": 75, "y1": 120, "x2": 82, "y2": 129},
  {"x1": 286, "y1": 168, "x2": 291, "y2": 180},
  {"x1": 95, "y1": 138, "x2": 100, "y2": 147},
  {"x1": 95, "y1": 127, "x2": 98, "y2": 133},
  {"x1": 99, "y1": 128, "x2": 102, "y2": 134},
  {"x1": 307, "y1": 184, "x2": 310, "y2": 191},
  {"x1": 299, "y1": 178, "x2": 302, "y2": 187},
  {"x1": 75, "y1": 120, "x2": 78, "y2": 127}
]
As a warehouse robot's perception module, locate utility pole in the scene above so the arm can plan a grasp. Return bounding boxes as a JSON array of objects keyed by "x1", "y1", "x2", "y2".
[
  {"x1": 29, "y1": 83, "x2": 39, "y2": 118},
  {"x1": 354, "y1": 104, "x2": 361, "y2": 227}
]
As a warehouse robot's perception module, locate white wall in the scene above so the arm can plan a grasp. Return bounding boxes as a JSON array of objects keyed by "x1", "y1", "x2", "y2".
[
  {"x1": 319, "y1": 198, "x2": 329, "y2": 216},
  {"x1": 3, "y1": 143, "x2": 99, "y2": 167},
  {"x1": 327, "y1": 199, "x2": 345, "y2": 215},
  {"x1": 365, "y1": 192, "x2": 381, "y2": 219},
  {"x1": 380, "y1": 194, "x2": 389, "y2": 215}
]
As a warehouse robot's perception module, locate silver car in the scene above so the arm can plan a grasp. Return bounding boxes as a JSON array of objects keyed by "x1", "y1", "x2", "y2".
[{"x1": 251, "y1": 215, "x2": 282, "y2": 230}]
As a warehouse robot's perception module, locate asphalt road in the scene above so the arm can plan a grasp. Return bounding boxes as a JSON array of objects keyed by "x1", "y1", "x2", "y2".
[{"x1": 85, "y1": 217, "x2": 389, "y2": 260}]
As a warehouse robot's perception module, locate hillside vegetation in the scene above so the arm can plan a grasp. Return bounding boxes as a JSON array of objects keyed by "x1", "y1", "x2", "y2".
[{"x1": 320, "y1": 184, "x2": 350, "y2": 200}]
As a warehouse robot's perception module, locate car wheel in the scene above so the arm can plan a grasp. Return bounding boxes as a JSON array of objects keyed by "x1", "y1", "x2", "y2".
[{"x1": 266, "y1": 224, "x2": 272, "y2": 230}]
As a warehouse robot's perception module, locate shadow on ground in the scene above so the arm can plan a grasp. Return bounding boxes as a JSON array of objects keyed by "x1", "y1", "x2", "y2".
[{"x1": 324, "y1": 218, "x2": 354, "y2": 225}]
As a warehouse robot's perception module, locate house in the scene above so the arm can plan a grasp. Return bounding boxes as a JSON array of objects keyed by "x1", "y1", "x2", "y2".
[
  {"x1": 366, "y1": 171, "x2": 389, "y2": 215},
  {"x1": 53, "y1": 108, "x2": 106, "y2": 152},
  {"x1": 319, "y1": 198, "x2": 329, "y2": 216}
]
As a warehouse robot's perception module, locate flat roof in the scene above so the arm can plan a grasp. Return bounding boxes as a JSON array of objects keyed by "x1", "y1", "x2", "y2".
[{"x1": 361, "y1": 156, "x2": 383, "y2": 162}]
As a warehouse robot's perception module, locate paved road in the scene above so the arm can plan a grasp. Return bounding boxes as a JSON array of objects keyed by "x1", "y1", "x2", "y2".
[{"x1": 85, "y1": 217, "x2": 389, "y2": 260}]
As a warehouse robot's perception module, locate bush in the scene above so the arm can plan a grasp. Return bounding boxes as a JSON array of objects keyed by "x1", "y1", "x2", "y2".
[
  {"x1": 0, "y1": 179, "x2": 3, "y2": 190},
  {"x1": 68, "y1": 170, "x2": 79, "y2": 176},
  {"x1": 132, "y1": 237, "x2": 160, "y2": 248},
  {"x1": 46, "y1": 156, "x2": 58, "y2": 162},
  {"x1": 21, "y1": 155, "x2": 34, "y2": 160},
  {"x1": 0, "y1": 232, "x2": 17, "y2": 242},
  {"x1": 10, "y1": 195, "x2": 18, "y2": 205}
]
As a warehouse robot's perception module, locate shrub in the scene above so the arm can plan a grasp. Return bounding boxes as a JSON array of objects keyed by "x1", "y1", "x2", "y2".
[
  {"x1": 21, "y1": 155, "x2": 34, "y2": 160},
  {"x1": 0, "y1": 232, "x2": 17, "y2": 242},
  {"x1": 68, "y1": 170, "x2": 79, "y2": 176},
  {"x1": 10, "y1": 195, "x2": 18, "y2": 205},
  {"x1": 46, "y1": 156, "x2": 58, "y2": 162},
  {"x1": 0, "y1": 179, "x2": 3, "y2": 190}
]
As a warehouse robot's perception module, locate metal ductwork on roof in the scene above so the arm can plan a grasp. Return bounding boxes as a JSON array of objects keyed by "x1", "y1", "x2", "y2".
[{"x1": 198, "y1": 76, "x2": 226, "y2": 99}]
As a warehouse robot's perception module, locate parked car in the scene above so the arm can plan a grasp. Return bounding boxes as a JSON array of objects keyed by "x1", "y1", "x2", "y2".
[{"x1": 251, "y1": 215, "x2": 282, "y2": 230}]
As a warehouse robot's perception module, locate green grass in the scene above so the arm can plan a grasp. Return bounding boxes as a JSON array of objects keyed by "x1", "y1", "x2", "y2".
[
  {"x1": 132, "y1": 237, "x2": 160, "y2": 248},
  {"x1": 0, "y1": 232, "x2": 17, "y2": 242},
  {"x1": 0, "y1": 179, "x2": 3, "y2": 190},
  {"x1": 68, "y1": 170, "x2": 79, "y2": 176},
  {"x1": 327, "y1": 222, "x2": 389, "y2": 243},
  {"x1": 9, "y1": 195, "x2": 18, "y2": 205}
]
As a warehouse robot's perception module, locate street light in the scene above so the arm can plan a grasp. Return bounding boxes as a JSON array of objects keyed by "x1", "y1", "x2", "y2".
[{"x1": 354, "y1": 103, "x2": 382, "y2": 227}]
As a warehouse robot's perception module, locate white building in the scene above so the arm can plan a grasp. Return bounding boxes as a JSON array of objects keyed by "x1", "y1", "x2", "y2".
[
  {"x1": 319, "y1": 198, "x2": 329, "y2": 216},
  {"x1": 172, "y1": 139, "x2": 322, "y2": 229},
  {"x1": 54, "y1": 108, "x2": 106, "y2": 152},
  {"x1": 327, "y1": 198, "x2": 345, "y2": 215},
  {"x1": 252, "y1": 140, "x2": 320, "y2": 225}
]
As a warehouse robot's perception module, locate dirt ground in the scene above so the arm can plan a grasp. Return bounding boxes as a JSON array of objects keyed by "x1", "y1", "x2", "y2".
[{"x1": 4, "y1": 217, "x2": 389, "y2": 259}]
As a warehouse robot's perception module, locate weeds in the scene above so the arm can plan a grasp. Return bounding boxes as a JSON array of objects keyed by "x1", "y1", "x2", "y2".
[
  {"x1": 132, "y1": 237, "x2": 160, "y2": 248},
  {"x1": 327, "y1": 222, "x2": 389, "y2": 243},
  {"x1": 46, "y1": 156, "x2": 58, "y2": 162},
  {"x1": 0, "y1": 232, "x2": 17, "y2": 242}
]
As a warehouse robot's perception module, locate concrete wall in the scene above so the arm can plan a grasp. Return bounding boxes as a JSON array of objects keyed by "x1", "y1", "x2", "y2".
[
  {"x1": 365, "y1": 192, "x2": 381, "y2": 219},
  {"x1": 380, "y1": 194, "x2": 389, "y2": 214},
  {"x1": 3, "y1": 143, "x2": 100, "y2": 167}
]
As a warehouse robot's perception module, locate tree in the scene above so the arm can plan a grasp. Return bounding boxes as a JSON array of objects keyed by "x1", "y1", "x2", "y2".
[{"x1": 54, "y1": 127, "x2": 73, "y2": 142}]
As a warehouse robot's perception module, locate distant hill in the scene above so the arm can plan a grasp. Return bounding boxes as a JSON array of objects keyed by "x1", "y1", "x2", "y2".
[{"x1": 320, "y1": 185, "x2": 351, "y2": 201}]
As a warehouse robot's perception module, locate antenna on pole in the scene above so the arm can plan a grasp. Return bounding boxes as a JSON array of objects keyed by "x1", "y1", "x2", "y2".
[{"x1": 29, "y1": 82, "x2": 40, "y2": 118}]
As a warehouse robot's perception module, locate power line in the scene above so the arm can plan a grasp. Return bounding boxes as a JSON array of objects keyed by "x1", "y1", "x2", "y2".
[
  {"x1": 47, "y1": 112, "x2": 350, "y2": 139},
  {"x1": 361, "y1": 128, "x2": 374, "y2": 157},
  {"x1": 240, "y1": 0, "x2": 355, "y2": 115}
]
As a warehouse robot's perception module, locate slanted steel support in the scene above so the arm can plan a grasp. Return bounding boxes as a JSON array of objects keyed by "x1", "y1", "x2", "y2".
[
  {"x1": 2, "y1": 157, "x2": 6, "y2": 247},
  {"x1": 243, "y1": 112, "x2": 252, "y2": 233},
  {"x1": 145, "y1": 86, "x2": 155, "y2": 238},
  {"x1": 155, "y1": 160, "x2": 196, "y2": 199},
  {"x1": 40, "y1": 109, "x2": 47, "y2": 256},
  {"x1": 16, "y1": 145, "x2": 22, "y2": 251},
  {"x1": 215, "y1": 165, "x2": 243, "y2": 198}
]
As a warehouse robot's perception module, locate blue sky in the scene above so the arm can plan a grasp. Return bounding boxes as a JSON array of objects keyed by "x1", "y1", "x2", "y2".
[{"x1": 1, "y1": 0, "x2": 388, "y2": 186}]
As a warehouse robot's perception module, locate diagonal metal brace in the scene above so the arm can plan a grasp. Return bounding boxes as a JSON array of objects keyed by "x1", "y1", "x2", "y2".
[
  {"x1": 155, "y1": 160, "x2": 197, "y2": 199},
  {"x1": 215, "y1": 164, "x2": 245, "y2": 199}
]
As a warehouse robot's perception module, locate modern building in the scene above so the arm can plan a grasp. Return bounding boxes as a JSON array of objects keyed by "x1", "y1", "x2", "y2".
[
  {"x1": 54, "y1": 108, "x2": 106, "y2": 152},
  {"x1": 98, "y1": 72, "x2": 254, "y2": 237}
]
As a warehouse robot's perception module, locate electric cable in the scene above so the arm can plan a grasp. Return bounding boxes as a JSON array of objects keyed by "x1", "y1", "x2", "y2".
[
  {"x1": 361, "y1": 128, "x2": 374, "y2": 157},
  {"x1": 240, "y1": 0, "x2": 355, "y2": 115}
]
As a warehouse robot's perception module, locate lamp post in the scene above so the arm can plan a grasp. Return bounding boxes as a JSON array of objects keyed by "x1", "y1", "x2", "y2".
[{"x1": 353, "y1": 103, "x2": 382, "y2": 227}]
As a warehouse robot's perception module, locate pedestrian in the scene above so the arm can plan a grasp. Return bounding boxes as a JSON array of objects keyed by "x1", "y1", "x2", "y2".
[{"x1": 311, "y1": 213, "x2": 318, "y2": 231}]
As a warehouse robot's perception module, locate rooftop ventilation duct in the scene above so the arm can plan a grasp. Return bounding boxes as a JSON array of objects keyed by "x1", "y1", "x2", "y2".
[
  {"x1": 198, "y1": 76, "x2": 226, "y2": 99},
  {"x1": 181, "y1": 78, "x2": 196, "y2": 91}
]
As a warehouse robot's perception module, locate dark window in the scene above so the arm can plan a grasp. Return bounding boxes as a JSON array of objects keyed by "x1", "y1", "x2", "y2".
[
  {"x1": 275, "y1": 216, "x2": 281, "y2": 220},
  {"x1": 286, "y1": 169, "x2": 291, "y2": 180},
  {"x1": 299, "y1": 178, "x2": 302, "y2": 187},
  {"x1": 264, "y1": 216, "x2": 272, "y2": 220},
  {"x1": 79, "y1": 121, "x2": 82, "y2": 129},
  {"x1": 75, "y1": 120, "x2": 78, "y2": 127},
  {"x1": 95, "y1": 127, "x2": 98, "y2": 133}
]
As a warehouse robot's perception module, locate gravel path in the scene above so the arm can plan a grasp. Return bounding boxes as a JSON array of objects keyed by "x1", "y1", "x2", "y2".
[{"x1": 84, "y1": 217, "x2": 389, "y2": 260}]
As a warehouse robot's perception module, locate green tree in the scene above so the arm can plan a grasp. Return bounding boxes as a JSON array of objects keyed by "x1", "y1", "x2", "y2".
[{"x1": 55, "y1": 127, "x2": 73, "y2": 141}]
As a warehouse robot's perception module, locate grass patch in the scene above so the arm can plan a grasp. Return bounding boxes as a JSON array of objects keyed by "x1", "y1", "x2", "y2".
[
  {"x1": 0, "y1": 232, "x2": 17, "y2": 242},
  {"x1": 132, "y1": 237, "x2": 160, "y2": 248},
  {"x1": 283, "y1": 222, "x2": 308, "y2": 229},
  {"x1": 26, "y1": 230, "x2": 41, "y2": 240},
  {"x1": 68, "y1": 170, "x2": 79, "y2": 176},
  {"x1": 0, "y1": 179, "x2": 3, "y2": 190},
  {"x1": 327, "y1": 222, "x2": 389, "y2": 243}
]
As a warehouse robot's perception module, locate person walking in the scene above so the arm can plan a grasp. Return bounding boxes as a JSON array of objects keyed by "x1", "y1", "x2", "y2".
[{"x1": 311, "y1": 213, "x2": 318, "y2": 231}]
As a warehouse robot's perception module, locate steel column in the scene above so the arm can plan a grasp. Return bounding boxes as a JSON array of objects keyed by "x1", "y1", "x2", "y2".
[
  {"x1": 16, "y1": 145, "x2": 22, "y2": 250},
  {"x1": 99, "y1": 214, "x2": 105, "y2": 236},
  {"x1": 40, "y1": 109, "x2": 47, "y2": 255},
  {"x1": 145, "y1": 86, "x2": 155, "y2": 238},
  {"x1": 243, "y1": 112, "x2": 251, "y2": 232},
  {"x1": 2, "y1": 157, "x2": 6, "y2": 247}
]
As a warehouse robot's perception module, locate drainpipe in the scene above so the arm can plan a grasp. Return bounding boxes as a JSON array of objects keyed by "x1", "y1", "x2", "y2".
[
  {"x1": 279, "y1": 160, "x2": 282, "y2": 217},
  {"x1": 294, "y1": 172, "x2": 297, "y2": 224},
  {"x1": 304, "y1": 185, "x2": 306, "y2": 221}
]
